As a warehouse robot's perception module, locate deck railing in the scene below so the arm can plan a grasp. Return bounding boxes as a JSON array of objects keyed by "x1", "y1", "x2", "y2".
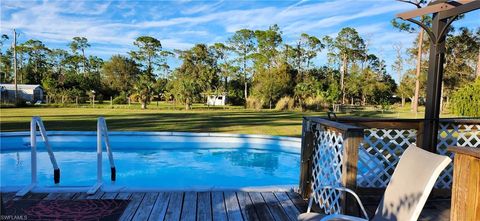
[{"x1": 299, "y1": 116, "x2": 480, "y2": 216}]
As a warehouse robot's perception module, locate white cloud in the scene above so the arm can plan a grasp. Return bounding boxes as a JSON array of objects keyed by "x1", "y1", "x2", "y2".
[{"x1": 0, "y1": 0, "x2": 445, "y2": 73}]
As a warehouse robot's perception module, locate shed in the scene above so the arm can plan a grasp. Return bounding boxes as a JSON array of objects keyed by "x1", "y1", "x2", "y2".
[
  {"x1": 0, "y1": 84, "x2": 44, "y2": 103},
  {"x1": 206, "y1": 94, "x2": 227, "y2": 106}
]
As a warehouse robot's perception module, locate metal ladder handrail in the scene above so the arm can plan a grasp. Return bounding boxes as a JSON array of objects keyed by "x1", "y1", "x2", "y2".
[
  {"x1": 88, "y1": 117, "x2": 116, "y2": 194},
  {"x1": 16, "y1": 116, "x2": 60, "y2": 196}
]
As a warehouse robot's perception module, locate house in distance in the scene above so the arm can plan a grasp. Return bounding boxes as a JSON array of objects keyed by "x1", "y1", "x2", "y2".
[{"x1": 0, "y1": 84, "x2": 44, "y2": 103}]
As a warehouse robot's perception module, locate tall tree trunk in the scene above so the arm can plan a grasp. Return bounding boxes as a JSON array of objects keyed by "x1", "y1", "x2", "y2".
[
  {"x1": 341, "y1": 54, "x2": 347, "y2": 104},
  {"x1": 224, "y1": 76, "x2": 228, "y2": 96},
  {"x1": 476, "y1": 50, "x2": 480, "y2": 79},
  {"x1": 185, "y1": 98, "x2": 190, "y2": 110},
  {"x1": 243, "y1": 54, "x2": 248, "y2": 108},
  {"x1": 82, "y1": 49, "x2": 86, "y2": 76},
  {"x1": 413, "y1": 29, "x2": 424, "y2": 113},
  {"x1": 401, "y1": 97, "x2": 405, "y2": 107},
  {"x1": 13, "y1": 29, "x2": 18, "y2": 103}
]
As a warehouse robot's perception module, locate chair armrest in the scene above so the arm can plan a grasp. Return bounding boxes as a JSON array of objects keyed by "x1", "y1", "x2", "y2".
[{"x1": 307, "y1": 185, "x2": 369, "y2": 220}]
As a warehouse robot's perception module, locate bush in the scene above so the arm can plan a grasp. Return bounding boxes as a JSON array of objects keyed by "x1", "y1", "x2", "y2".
[
  {"x1": 451, "y1": 79, "x2": 480, "y2": 117},
  {"x1": 305, "y1": 96, "x2": 326, "y2": 111},
  {"x1": 112, "y1": 95, "x2": 128, "y2": 104},
  {"x1": 275, "y1": 96, "x2": 294, "y2": 111},
  {"x1": 96, "y1": 94, "x2": 104, "y2": 104},
  {"x1": 246, "y1": 97, "x2": 263, "y2": 110}
]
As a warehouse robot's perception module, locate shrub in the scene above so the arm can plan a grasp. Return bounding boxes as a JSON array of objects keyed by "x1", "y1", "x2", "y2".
[
  {"x1": 112, "y1": 95, "x2": 128, "y2": 104},
  {"x1": 246, "y1": 97, "x2": 263, "y2": 110},
  {"x1": 451, "y1": 79, "x2": 480, "y2": 117},
  {"x1": 275, "y1": 96, "x2": 294, "y2": 111},
  {"x1": 305, "y1": 96, "x2": 326, "y2": 111}
]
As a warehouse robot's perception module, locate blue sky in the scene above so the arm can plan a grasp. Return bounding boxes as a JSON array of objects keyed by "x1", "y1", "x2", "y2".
[{"x1": 1, "y1": 0, "x2": 479, "y2": 81}]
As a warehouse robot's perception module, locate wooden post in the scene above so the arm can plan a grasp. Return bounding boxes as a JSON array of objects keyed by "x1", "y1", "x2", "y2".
[
  {"x1": 92, "y1": 95, "x2": 95, "y2": 108},
  {"x1": 76, "y1": 96, "x2": 78, "y2": 105},
  {"x1": 416, "y1": 120, "x2": 425, "y2": 149},
  {"x1": 299, "y1": 118, "x2": 315, "y2": 199},
  {"x1": 341, "y1": 128, "x2": 363, "y2": 216},
  {"x1": 448, "y1": 146, "x2": 480, "y2": 221},
  {"x1": 110, "y1": 96, "x2": 113, "y2": 108}
]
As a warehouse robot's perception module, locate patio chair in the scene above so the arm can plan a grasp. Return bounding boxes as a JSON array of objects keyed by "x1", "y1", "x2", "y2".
[{"x1": 298, "y1": 143, "x2": 451, "y2": 221}]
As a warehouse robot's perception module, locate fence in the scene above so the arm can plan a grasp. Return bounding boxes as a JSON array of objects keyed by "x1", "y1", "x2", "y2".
[{"x1": 299, "y1": 117, "x2": 480, "y2": 216}]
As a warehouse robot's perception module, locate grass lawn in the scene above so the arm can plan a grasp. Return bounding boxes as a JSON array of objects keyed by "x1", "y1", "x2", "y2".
[{"x1": 0, "y1": 103, "x2": 459, "y2": 137}]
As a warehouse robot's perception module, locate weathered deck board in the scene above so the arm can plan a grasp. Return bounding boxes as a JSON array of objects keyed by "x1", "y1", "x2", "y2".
[
  {"x1": 249, "y1": 192, "x2": 275, "y2": 221},
  {"x1": 197, "y1": 192, "x2": 213, "y2": 221},
  {"x1": 119, "y1": 193, "x2": 145, "y2": 221},
  {"x1": 148, "y1": 192, "x2": 170, "y2": 221},
  {"x1": 212, "y1": 192, "x2": 228, "y2": 221},
  {"x1": 224, "y1": 192, "x2": 243, "y2": 221},
  {"x1": 274, "y1": 192, "x2": 300, "y2": 221},
  {"x1": 132, "y1": 192, "x2": 158, "y2": 221},
  {"x1": 116, "y1": 192, "x2": 132, "y2": 200},
  {"x1": 25, "y1": 193, "x2": 49, "y2": 200},
  {"x1": 261, "y1": 192, "x2": 291, "y2": 221},
  {"x1": 237, "y1": 192, "x2": 260, "y2": 221},
  {"x1": 1, "y1": 192, "x2": 15, "y2": 203},
  {"x1": 286, "y1": 191, "x2": 308, "y2": 213},
  {"x1": 0, "y1": 191, "x2": 450, "y2": 221},
  {"x1": 164, "y1": 192, "x2": 184, "y2": 221},
  {"x1": 101, "y1": 192, "x2": 118, "y2": 199},
  {"x1": 180, "y1": 192, "x2": 197, "y2": 221},
  {"x1": 57, "y1": 192, "x2": 76, "y2": 200},
  {"x1": 44, "y1": 192, "x2": 62, "y2": 200},
  {"x1": 86, "y1": 190, "x2": 104, "y2": 199},
  {"x1": 73, "y1": 192, "x2": 89, "y2": 200}
]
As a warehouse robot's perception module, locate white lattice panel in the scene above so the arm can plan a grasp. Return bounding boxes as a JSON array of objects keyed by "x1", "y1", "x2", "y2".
[
  {"x1": 436, "y1": 122, "x2": 480, "y2": 188},
  {"x1": 311, "y1": 123, "x2": 344, "y2": 215},
  {"x1": 357, "y1": 129, "x2": 417, "y2": 188}
]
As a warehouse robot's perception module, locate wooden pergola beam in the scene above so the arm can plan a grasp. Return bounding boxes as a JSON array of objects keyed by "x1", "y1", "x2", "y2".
[
  {"x1": 396, "y1": 0, "x2": 479, "y2": 152},
  {"x1": 396, "y1": 0, "x2": 475, "y2": 19},
  {"x1": 439, "y1": 0, "x2": 480, "y2": 19}
]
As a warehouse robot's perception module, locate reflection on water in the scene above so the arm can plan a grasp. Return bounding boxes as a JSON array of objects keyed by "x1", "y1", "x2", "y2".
[
  {"x1": 1, "y1": 148, "x2": 300, "y2": 189},
  {"x1": 215, "y1": 150, "x2": 280, "y2": 174}
]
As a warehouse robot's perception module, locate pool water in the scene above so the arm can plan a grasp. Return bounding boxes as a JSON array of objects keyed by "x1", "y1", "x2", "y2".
[{"x1": 1, "y1": 147, "x2": 300, "y2": 190}]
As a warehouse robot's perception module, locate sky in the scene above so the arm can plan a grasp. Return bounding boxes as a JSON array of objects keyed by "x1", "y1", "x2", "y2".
[{"x1": 1, "y1": 0, "x2": 479, "y2": 81}]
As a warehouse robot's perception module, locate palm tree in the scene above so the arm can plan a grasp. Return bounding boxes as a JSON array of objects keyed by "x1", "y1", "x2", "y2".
[{"x1": 132, "y1": 74, "x2": 154, "y2": 109}]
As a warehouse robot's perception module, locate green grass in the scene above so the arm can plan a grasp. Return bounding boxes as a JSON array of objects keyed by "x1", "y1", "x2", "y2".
[{"x1": 0, "y1": 102, "x2": 459, "y2": 137}]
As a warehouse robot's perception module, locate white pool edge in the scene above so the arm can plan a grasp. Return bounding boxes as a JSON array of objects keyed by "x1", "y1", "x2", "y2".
[
  {"x1": 0, "y1": 185, "x2": 297, "y2": 193},
  {"x1": 0, "y1": 131, "x2": 302, "y2": 143}
]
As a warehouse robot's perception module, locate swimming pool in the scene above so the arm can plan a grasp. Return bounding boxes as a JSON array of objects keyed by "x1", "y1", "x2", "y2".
[{"x1": 0, "y1": 132, "x2": 301, "y2": 191}]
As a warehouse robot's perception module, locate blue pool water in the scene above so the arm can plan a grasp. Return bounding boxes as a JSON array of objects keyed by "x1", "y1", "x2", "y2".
[{"x1": 0, "y1": 132, "x2": 301, "y2": 190}]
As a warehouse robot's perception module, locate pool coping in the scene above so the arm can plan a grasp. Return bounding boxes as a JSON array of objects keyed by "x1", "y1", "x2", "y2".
[
  {"x1": 0, "y1": 185, "x2": 298, "y2": 193},
  {"x1": 0, "y1": 131, "x2": 302, "y2": 143}
]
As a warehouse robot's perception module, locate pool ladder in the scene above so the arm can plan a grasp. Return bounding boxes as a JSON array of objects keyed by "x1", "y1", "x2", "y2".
[
  {"x1": 16, "y1": 116, "x2": 116, "y2": 196},
  {"x1": 88, "y1": 117, "x2": 116, "y2": 194},
  {"x1": 16, "y1": 116, "x2": 60, "y2": 197}
]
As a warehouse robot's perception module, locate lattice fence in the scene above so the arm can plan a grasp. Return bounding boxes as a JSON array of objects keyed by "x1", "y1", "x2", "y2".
[
  {"x1": 310, "y1": 123, "x2": 344, "y2": 215},
  {"x1": 357, "y1": 129, "x2": 417, "y2": 188},
  {"x1": 436, "y1": 121, "x2": 480, "y2": 188}
]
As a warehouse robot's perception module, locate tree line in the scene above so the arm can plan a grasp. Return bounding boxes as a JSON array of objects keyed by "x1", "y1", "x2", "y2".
[{"x1": 1, "y1": 24, "x2": 479, "y2": 114}]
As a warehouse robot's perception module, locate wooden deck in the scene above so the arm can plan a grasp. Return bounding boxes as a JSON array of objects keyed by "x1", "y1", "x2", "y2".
[{"x1": 1, "y1": 191, "x2": 450, "y2": 221}]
